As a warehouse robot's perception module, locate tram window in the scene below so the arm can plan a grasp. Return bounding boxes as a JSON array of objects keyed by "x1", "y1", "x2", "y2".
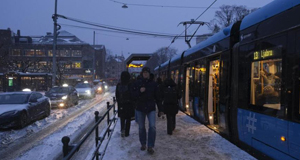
[
  {"x1": 174, "y1": 70, "x2": 179, "y2": 84},
  {"x1": 250, "y1": 59, "x2": 282, "y2": 110}
]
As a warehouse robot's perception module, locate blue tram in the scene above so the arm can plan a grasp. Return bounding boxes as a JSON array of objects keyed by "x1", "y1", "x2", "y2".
[{"x1": 155, "y1": 1, "x2": 300, "y2": 159}]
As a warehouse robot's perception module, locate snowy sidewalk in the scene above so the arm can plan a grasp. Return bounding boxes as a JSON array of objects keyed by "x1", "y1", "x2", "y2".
[{"x1": 103, "y1": 112, "x2": 256, "y2": 160}]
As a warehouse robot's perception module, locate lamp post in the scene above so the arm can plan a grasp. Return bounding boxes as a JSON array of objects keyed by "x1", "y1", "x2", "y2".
[{"x1": 52, "y1": 0, "x2": 58, "y2": 86}]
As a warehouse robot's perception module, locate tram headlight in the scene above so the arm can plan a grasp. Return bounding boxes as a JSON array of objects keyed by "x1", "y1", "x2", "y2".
[
  {"x1": 98, "y1": 87, "x2": 102, "y2": 91},
  {"x1": 59, "y1": 103, "x2": 65, "y2": 107},
  {"x1": 104, "y1": 85, "x2": 108, "y2": 89}
]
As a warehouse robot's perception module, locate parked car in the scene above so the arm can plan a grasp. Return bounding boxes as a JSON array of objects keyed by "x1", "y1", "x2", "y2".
[
  {"x1": 75, "y1": 82, "x2": 96, "y2": 99},
  {"x1": 0, "y1": 91, "x2": 51, "y2": 129},
  {"x1": 45, "y1": 86, "x2": 79, "y2": 108}
]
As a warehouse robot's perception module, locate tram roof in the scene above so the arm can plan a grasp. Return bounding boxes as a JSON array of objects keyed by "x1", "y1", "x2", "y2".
[
  {"x1": 160, "y1": 59, "x2": 170, "y2": 69},
  {"x1": 184, "y1": 25, "x2": 233, "y2": 58},
  {"x1": 240, "y1": 0, "x2": 300, "y2": 30},
  {"x1": 170, "y1": 53, "x2": 182, "y2": 63}
]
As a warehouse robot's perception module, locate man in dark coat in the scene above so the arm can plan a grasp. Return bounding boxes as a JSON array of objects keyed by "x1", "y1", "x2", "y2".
[
  {"x1": 133, "y1": 67, "x2": 163, "y2": 154},
  {"x1": 115, "y1": 71, "x2": 135, "y2": 137},
  {"x1": 162, "y1": 78, "x2": 181, "y2": 135}
]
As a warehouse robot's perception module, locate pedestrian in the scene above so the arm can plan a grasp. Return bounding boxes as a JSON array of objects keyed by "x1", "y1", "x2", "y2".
[
  {"x1": 162, "y1": 78, "x2": 181, "y2": 135},
  {"x1": 115, "y1": 71, "x2": 135, "y2": 137},
  {"x1": 133, "y1": 67, "x2": 163, "y2": 154}
]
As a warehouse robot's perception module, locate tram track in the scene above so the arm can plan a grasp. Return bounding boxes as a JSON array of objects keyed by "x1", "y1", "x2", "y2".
[{"x1": 0, "y1": 93, "x2": 112, "y2": 160}]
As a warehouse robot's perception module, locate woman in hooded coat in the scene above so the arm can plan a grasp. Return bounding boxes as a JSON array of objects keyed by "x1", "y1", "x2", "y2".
[
  {"x1": 162, "y1": 78, "x2": 182, "y2": 135},
  {"x1": 115, "y1": 71, "x2": 135, "y2": 137}
]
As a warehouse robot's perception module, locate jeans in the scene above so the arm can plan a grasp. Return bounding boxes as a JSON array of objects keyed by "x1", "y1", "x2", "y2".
[{"x1": 136, "y1": 110, "x2": 156, "y2": 148}]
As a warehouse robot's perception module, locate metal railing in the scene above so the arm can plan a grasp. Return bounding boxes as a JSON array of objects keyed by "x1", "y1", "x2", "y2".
[{"x1": 61, "y1": 97, "x2": 118, "y2": 160}]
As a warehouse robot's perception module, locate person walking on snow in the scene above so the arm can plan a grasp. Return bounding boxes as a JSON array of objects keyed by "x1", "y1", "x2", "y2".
[
  {"x1": 115, "y1": 71, "x2": 135, "y2": 137},
  {"x1": 133, "y1": 67, "x2": 163, "y2": 154}
]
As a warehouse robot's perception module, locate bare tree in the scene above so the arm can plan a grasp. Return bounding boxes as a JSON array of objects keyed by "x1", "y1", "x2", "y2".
[
  {"x1": 145, "y1": 47, "x2": 178, "y2": 70},
  {"x1": 208, "y1": 5, "x2": 256, "y2": 33}
]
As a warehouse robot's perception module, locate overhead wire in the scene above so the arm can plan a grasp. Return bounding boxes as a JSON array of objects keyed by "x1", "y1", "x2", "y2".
[
  {"x1": 57, "y1": 15, "x2": 190, "y2": 38},
  {"x1": 109, "y1": 0, "x2": 218, "y2": 9}
]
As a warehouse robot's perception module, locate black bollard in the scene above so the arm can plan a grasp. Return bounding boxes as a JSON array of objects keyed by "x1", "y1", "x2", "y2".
[{"x1": 94, "y1": 111, "x2": 99, "y2": 148}]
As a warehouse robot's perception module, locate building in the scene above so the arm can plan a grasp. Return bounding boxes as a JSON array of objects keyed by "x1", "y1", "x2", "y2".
[
  {"x1": 105, "y1": 54, "x2": 126, "y2": 84},
  {"x1": 0, "y1": 29, "x2": 106, "y2": 85}
]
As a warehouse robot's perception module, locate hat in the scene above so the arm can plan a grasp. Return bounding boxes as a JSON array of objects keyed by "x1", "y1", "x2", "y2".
[{"x1": 142, "y1": 67, "x2": 151, "y2": 73}]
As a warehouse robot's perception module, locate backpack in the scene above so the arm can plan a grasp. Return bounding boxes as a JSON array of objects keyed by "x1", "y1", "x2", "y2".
[
  {"x1": 117, "y1": 84, "x2": 131, "y2": 104},
  {"x1": 163, "y1": 86, "x2": 178, "y2": 105}
]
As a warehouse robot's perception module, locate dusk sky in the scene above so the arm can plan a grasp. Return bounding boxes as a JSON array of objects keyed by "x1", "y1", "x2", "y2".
[{"x1": 1, "y1": 0, "x2": 273, "y2": 58}]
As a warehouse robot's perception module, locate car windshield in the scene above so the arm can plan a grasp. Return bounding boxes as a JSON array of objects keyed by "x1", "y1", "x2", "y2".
[
  {"x1": 75, "y1": 83, "x2": 91, "y2": 88},
  {"x1": 0, "y1": 94, "x2": 29, "y2": 104},
  {"x1": 49, "y1": 87, "x2": 69, "y2": 93}
]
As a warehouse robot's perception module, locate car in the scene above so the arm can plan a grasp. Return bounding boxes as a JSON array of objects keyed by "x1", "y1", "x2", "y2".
[
  {"x1": 93, "y1": 80, "x2": 104, "y2": 94},
  {"x1": 45, "y1": 86, "x2": 79, "y2": 108},
  {"x1": 102, "y1": 81, "x2": 109, "y2": 92},
  {"x1": 75, "y1": 82, "x2": 96, "y2": 99},
  {"x1": 0, "y1": 91, "x2": 51, "y2": 129}
]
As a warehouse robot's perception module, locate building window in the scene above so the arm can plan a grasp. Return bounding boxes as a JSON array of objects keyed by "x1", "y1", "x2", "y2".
[
  {"x1": 250, "y1": 59, "x2": 282, "y2": 110},
  {"x1": 48, "y1": 50, "x2": 53, "y2": 57},
  {"x1": 72, "y1": 62, "x2": 81, "y2": 69},
  {"x1": 37, "y1": 61, "x2": 47, "y2": 69},
  {"x1": 11, "y1": 49, "x2": 21, "y2": 56},
  {"x1": 72, "y1": 50, "x2": 82, "y2": 57},
  {"x1": 24, "y1": 49, "x2": 35, "y2": 56},
  {"x1": 60, "y1": 49, "x2": 70, "y2": 57},
  {"x1": 36, "y1": 49, "x2": 45, "y2": 56}
]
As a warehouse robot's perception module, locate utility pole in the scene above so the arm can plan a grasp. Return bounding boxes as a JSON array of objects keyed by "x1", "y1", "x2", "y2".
[
  {"x1": 52, "y1": 0, "x2": 58, "y2": 86},
  {"x1": 93, "y1": 31, "x2": 96, "y2": 80}
]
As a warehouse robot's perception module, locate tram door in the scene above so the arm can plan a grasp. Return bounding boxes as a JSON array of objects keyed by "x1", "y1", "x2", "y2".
[
  {"x1": 184, "y1": 66, "x2": 194, "y2": 115},
  {"x1": 208, "y1": 59, "x2": 220, "y2": 126}
]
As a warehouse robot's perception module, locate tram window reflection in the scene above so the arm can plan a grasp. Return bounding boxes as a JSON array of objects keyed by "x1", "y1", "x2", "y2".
[{"x1": 250, "y1": 59, "x2": 282, "y2": 110}]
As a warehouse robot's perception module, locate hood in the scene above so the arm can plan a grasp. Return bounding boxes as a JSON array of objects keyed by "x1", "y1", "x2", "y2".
[
  {"x1": 76, "y1": 88, "x2": 91, "y2": 92},
  {"x1": 121, "y1": 71, "x2": 130, "y2": 84},
  {"x1": 0, "y1": 104, "x2": 28, "y2": 115},
  {"x1": 164, "y1": 78, "x2": 176, "y2": 87}
]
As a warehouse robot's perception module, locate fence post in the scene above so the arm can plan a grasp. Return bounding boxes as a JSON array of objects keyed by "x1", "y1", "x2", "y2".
[
  {"x1": 94, "y1": 111, "x2": 99, "y2": 148},
  {"x1": 107, "y1": 102, "x2": 110, "y2": 125},
  {"x1": 62, "y1": 136, "x2": 71, "y2": 157}
]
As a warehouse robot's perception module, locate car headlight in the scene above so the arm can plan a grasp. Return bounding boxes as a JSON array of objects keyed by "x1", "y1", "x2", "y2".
[
  {"x1": 85, "y1": 90, "x2": 91, "y2": 94},
  {"x1": 98, "y1": 87, "x2": 102, "y2": 91},
  {"x1": 1, "y1": 110, "x2": 19, "y2": 116},
  {"x1": 62, "y1": 95, "x2": 68, "y2": 100},
  {"x1": 104, "y1": 85, "x2": 108, "y2": 89}
]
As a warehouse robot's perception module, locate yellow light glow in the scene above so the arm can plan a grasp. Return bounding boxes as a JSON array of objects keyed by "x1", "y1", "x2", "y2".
[
  {"x1": 59, "y1": 103, "x2": 65, "y2": 107},
  {"x1": 209, "y1": 116, "x2": 213, "y2": 120},
  {"x1": 98, "y1": 87, "x2": 102, "y2": 91},
  {"x1": 128, "y1": 64, "x2": 144, "y2": 68},
  {"x1": 186, "y1": 104, "x2": 189, "y2": 108},
  {"x1": 281, "y1": 136, "x2": 286, "y2": 142}
]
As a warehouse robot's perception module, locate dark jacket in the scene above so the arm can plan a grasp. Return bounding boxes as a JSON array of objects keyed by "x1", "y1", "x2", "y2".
[
  {"x1": 162, "y1": 78, "x2": 182, "y2": 115},
  {"x1": 115, "y1": 71, "x2": 135, "y2": 118},
  {"x1": 133, "y1": 77, "x2": 163, "y2": 113}
]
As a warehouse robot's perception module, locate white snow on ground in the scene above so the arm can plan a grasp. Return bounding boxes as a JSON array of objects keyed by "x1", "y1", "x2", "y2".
[{"x1": 103, "y1": 111, "x2": 257, "y2": 160}]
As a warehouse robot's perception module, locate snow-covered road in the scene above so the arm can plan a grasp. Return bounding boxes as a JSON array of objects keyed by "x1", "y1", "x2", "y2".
[{"x1": 0, "y1": 87, "x2": 116, "y2": 160}]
